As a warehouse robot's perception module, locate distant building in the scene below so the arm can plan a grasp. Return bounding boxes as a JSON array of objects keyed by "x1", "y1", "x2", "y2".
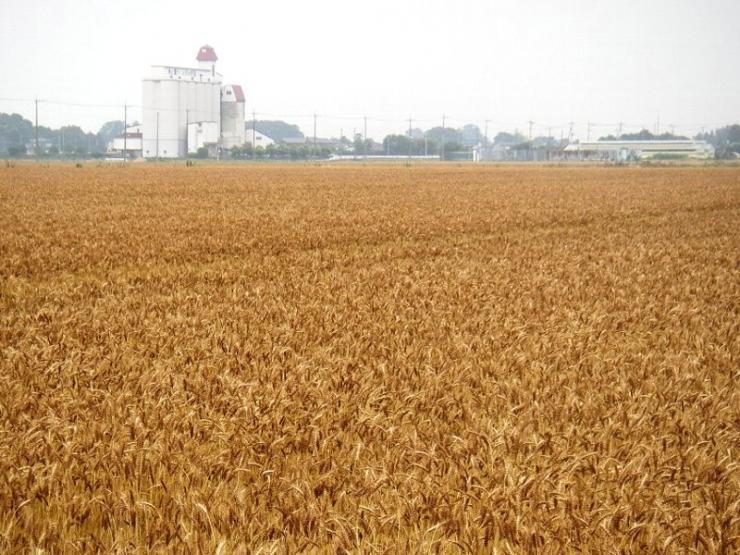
[
  {"x1": 107, "y1": 124, "x2": 143, "y2": 158},
  {"x1": 187, "y1": 121, "x2": 220, "y2": 156},
  {"x1": 281, "y1": 137, "x2": 308, "y2": 146},
  {"x1": 25, "y1": 137, "x2": 54, "y2": 155},
  {"x1": 279, "y1": 137, "x2": 343, "y2": 149},
  {"x1": 244, "y1": 129, "x2": 275, "y2": 148},
  {"x1": 473, "y1": 143, "x2": 560, "y2": 162},
  {"x1": 563, "y1": 140, "x2": 714, "y2": 161},
  {"x1": 142, "y1": 46, "x2": 246, "y2": 158},
  {"x1": 220, "y1": 84, "x2": 246, "y2": 150}
]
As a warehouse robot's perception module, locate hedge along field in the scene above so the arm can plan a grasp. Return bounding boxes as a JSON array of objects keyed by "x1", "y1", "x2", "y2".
[{"x1": 0, "y1": 164, "x2": 738, "y2": 553}]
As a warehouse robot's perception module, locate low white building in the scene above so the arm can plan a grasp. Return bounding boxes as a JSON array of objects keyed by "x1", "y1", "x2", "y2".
[
  {"x1": 564, "y1": 140, "x2": 714, "y2": 161},
  {"x1": 107, "y1": 124, "x2": 143, "y2": 158},
  {"x1": 244, "y1": 129, "x2": 275, "y2": 148},
  {"x1": 187, "y1": 121, "x2": 220, "y2": 155}
]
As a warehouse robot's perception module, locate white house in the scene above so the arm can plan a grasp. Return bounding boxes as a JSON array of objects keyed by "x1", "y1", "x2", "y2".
[
  {"x1": 107, "y1": 124, "x2": 143, "y2": 158},
  {"x1": 187, "y1": 121, "x2": 220, "y2": 155},
  {"x1": 244, "y1": 128, "x2": 275, "y2": 148}
]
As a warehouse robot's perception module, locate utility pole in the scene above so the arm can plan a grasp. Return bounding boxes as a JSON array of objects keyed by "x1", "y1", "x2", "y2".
[
  {"x1": 123, "y1": 103, "x2": 128, "y2": 162},
  {"x1": 484, "y1": 119, "x2": 489, "y2": 145},
  {"x1": 407, "y1": 117, "x2": 412, "y2": 159},
  {"x1": 252, "y1": 109, "x2": 256, "y2": 160},
  {"x1": 363, "y1": 115, "x2": 367, "y2": 159},
  {"x1": 313, "y1": 113, "x2": 317, "y2": 146},
  {"x1": 185, "y1": 108, "x2": 189, "y2": 156},
  {"x1": 528, "y1": 120, "x2": 534, "y2": 141},
  {"x1": 441, "y1": 114, "x2": 446, "y2": 161},
  {"x1": 34, "y1": 97, "x2": 39, "y2": 157},
  {"x1": 568, "y1": 122, "x2": 574, "y2": 143},
  {"x1": 587, "y1": 121, "x2": 592, "y2": 141},
  {"x1": 155, "y1": 112, "x2": 159, "y2": 159},
  {"x1": 618, "y1": 122, "x2": 623, "y2": 138}
]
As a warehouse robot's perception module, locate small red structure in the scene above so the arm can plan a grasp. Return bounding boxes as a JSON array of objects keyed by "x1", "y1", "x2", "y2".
[
  {"x1": 231, "y1": 84, "x2": 245, "y2": 103},
  {"x1": 196, "y1": 45, "x2": 218, "y2": 62}
]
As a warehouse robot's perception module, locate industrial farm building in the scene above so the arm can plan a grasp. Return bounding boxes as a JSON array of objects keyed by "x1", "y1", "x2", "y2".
[
  {"x1": 563, "y1": 140, "x2": 714, "y2": 161},
  {"x1": 106, "y1": 124, "x2": 142, "y2": 158},
  {"x1": 141, "y1": 46, "x2": 245, "y2": 158},
  {"x1": 244, "y1": 129, "x2": 276, "y2": 148}
]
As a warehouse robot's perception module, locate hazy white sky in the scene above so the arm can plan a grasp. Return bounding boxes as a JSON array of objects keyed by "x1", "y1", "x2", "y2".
[{"x1": 1, "y1": 0, "x2": 738, "y2": 139}]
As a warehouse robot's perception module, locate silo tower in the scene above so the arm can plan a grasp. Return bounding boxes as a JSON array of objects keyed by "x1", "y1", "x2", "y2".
[
  {"x1": 142, "y1": 46, "x2": 222, "y2": 158},
  {"x1": 221, "y1": 84, "x2": 246, "y2": 149}
]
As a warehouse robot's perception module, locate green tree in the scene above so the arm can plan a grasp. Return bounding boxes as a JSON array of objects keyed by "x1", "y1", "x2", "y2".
[
  {"x1": 7, "y1": 144, "x2": 27, "y2": 157},
  {"x1": 426, "y1": 127, "x2": 461, "y2": 145},
  {"x1": 97, "y1": 120, "x2": 125, "y2": 148},
  {"x1": 696, "y1": 124, "x2": 740, "y2": 158},
  {"x1": 353, "y1": 133, "x2": 365, "y2": 155},
  {"x1": 493, "y1": 131, "x2": 527, "y2": 145},
  {"x1": 58, "y1": 126, "x2": 89, "y2": 154},
  {"x1": 382, "y1": 134, "x2": 411, "y2": 155},
  {"x1": 0, "y1": 113, "x2": 34, "y2": 153},
  {"x1": 460, "y1": 124, "x2": 482, "y2": 146}
]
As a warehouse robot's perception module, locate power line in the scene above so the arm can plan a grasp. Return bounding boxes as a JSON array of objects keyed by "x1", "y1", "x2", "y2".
[
  {"x1": 34, "y1": 97, "x2": 39, "y2": 156},
  {"x1": 123, "y1": 103, "x2": 127, "y2": 162},
  {"x1": 1, "y1": 95, "x2": 736, "y2": 145},
  {"x1": 407, "y1": 117, "x2": 412, "y2": 159}
]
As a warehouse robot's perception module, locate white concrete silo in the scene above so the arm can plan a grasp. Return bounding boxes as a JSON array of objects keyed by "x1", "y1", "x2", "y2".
[
  {"x1": 220, "y1": 84, "x2": 246, "y2": 150},
  {"x1": 142, "y1": 45, "x2": 222, "y2": 158}
]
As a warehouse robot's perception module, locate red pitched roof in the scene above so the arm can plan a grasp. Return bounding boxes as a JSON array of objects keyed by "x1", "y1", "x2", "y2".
[
  {"x1": 196, "y1": 45, "x2": 217, "y2": 62},
  {"x1": 231, "y1": 85, "x2": 245, "y2": 102}
]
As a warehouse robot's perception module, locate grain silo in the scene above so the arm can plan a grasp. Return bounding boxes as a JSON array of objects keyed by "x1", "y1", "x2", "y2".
[
  {"x1": 142, "y1": 45, "x2": 223, "y2": 158},
  {"x1": 220, "y1": 84, "x2": 246, "y2": 150}
]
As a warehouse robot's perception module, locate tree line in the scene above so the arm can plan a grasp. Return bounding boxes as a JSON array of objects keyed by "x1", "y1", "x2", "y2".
[
  {"x1": 0, "y1": 113, "x2": 126, "y2": 158},
  {"x1": 3, "y1": 111, "x2": 739, "y2": 159}
]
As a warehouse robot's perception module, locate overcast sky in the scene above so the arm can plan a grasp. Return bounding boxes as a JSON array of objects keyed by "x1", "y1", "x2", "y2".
[{"x1": 1, "y1": 0, "x2": 738, "y2": 140}]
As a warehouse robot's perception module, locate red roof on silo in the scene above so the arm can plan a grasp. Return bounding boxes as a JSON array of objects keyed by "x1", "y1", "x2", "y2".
[
  {"x1": 196, "y1": 45, "x2": 218, "y2": 62},
  {"x1": 232, "y1": 85, "x2": 245, "y2": 102}
]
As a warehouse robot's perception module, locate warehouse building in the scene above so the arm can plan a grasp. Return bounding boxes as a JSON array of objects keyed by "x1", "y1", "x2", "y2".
[
  {"x1": 142, "y1": 46, "x2": 245, "y2": 158},
  {"x1": 107, "y1": 123, "x2": 143, "y2": 159},
  {"x1": 244, "y1": 129, "x2": 276, "y2": 148},
  {"x1": 563, "y1": 140, "x2": 714, "y2": 161}
]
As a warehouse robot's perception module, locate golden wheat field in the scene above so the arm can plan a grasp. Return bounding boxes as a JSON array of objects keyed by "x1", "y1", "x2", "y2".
[{"x1": 0, "y1": 163, "x2": 738, "y2": 553}]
